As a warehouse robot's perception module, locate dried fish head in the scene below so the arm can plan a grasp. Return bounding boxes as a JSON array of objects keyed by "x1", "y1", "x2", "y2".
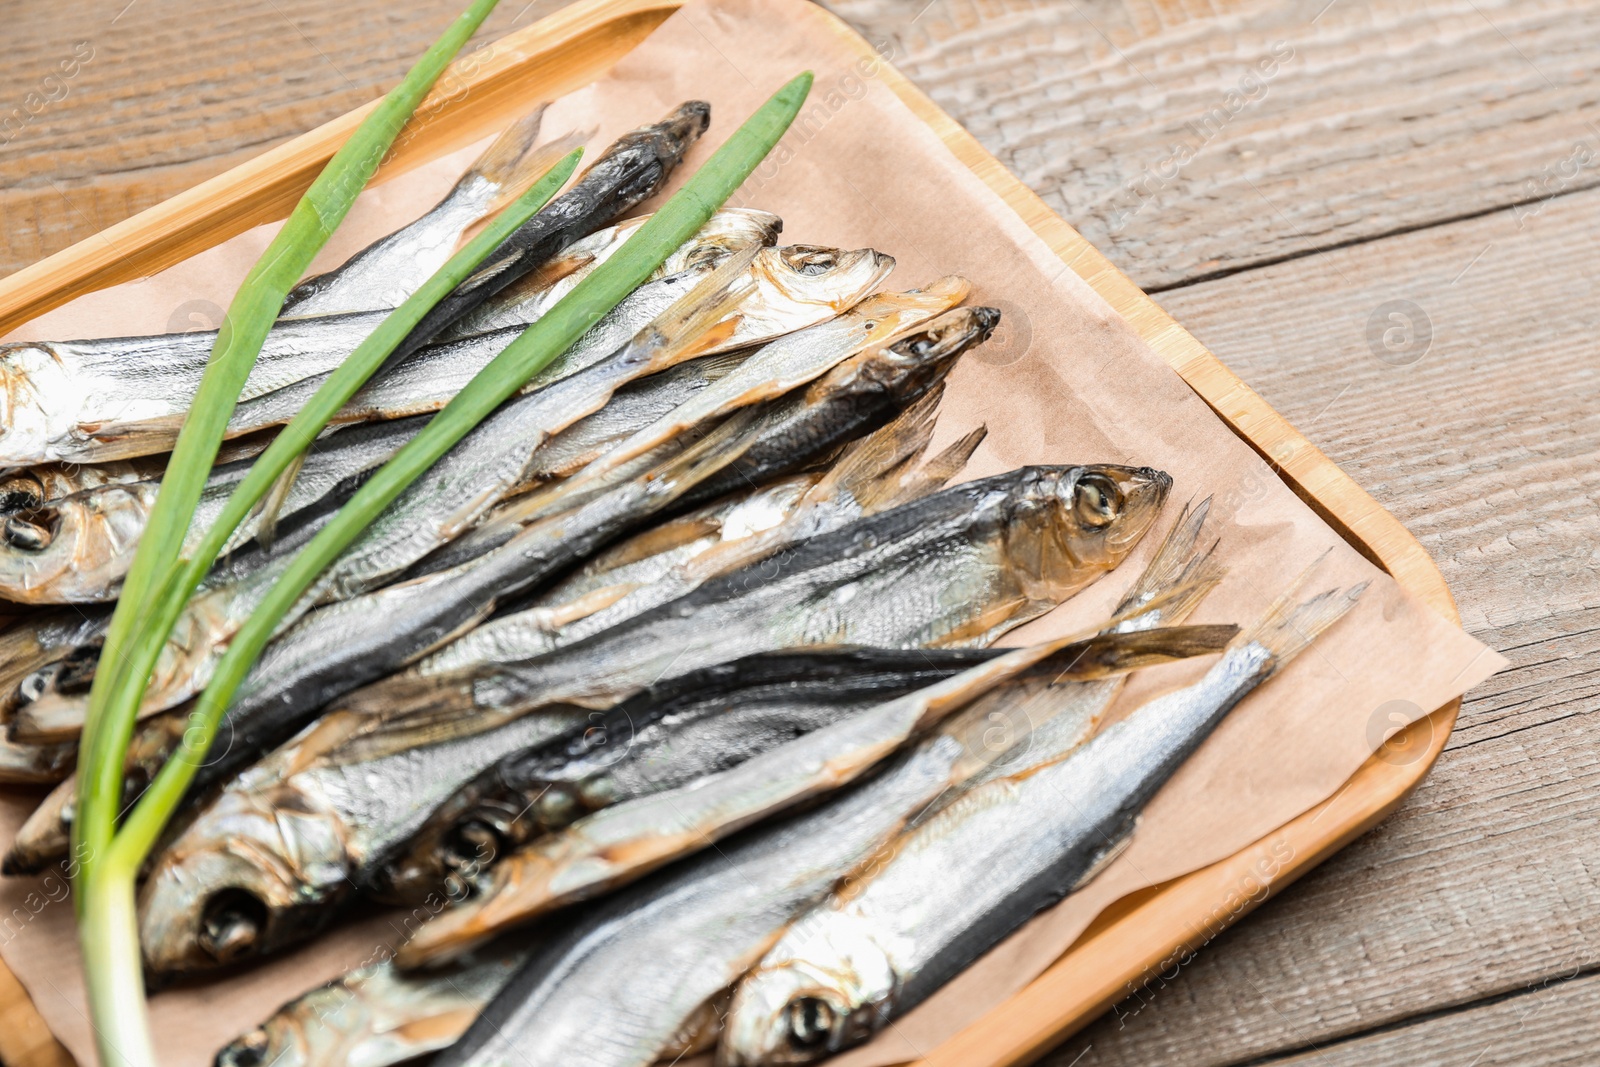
[
  {"x1": 719, "y1": 928, "x2": 890, "y2": 1066},
  {"x1": 137, "y1": 775, "x2": 346, "y2": 975},
  {"x1": 0, "y1": 344, "x2": 76, "y2": 467},
  {"x1": 0, "y1": 482, "x2": 157, "y2": 603},
  {"x1": 1008, "y1": 463, "x2": 1171, "y2": 602},
  {"x1": 597, "y1": 100, "x2": 711, "y2": 205},
  {"x1": 753, "y1": 245, "x2": 894, "y2": 312}
]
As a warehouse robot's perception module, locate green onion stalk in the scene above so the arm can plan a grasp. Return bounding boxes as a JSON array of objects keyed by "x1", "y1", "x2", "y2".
[{"x1": 74, "y1": 3, "x2": 503, "y2": 1064}]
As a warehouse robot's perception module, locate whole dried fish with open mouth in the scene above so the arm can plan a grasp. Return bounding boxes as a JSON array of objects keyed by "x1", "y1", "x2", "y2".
[
  {"x1": 416, "y1": 623, "x2": 1225, "y2": 1067},
  {"x1": 0, "y1": 415, "x2": 431, "y2": 605},
  {"x1": 718, "y1": 576, "x2": 1365, "y2": 1065},
  {"x1": 363, "y1": 451, "x2": 1168, "y2": 753},
  {"x1": 0, "y1": 103, "x2": 708, "y2": 466}
]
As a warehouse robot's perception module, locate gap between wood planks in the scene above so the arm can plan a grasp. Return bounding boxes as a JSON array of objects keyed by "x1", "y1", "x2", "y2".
[{"x1": 1038, "y1": 182, "x2": 1600, "y2": 1066}]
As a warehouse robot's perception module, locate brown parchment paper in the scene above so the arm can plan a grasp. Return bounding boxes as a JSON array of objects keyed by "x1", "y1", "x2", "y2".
[{"x1": 0, "y1": 1, "x2": 1504, "y2": 1064}]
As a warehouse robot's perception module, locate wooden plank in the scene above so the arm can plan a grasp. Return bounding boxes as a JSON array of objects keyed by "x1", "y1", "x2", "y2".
[
  {"x1": 0, "y1": 0, "x2": 579, "y2": 279},
  {"x1": 1157, "y1": 181, "x2": 1600, "y2": 634},
  {"x1": 1036, "y1": 187, "x2": 1600, "y2": 1066},
  {"x1": 824, "y1": 0, "x2": 1600, "y2": 290},
  {"x1": 0, "y1": 1, "x2": 1482, "y2": 1065},
  {"x1": 1263, "y1": 969, "x2": 1600, "y2": 1066}
]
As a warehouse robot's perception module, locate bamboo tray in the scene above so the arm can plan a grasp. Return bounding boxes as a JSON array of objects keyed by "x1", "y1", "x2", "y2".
[{"x1": 0, "y1": 1, "x2": 1461, "y2": 1064}]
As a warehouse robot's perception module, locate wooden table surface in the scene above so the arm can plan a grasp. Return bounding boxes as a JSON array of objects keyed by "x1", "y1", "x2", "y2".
[{"x1": 2, "y1": 1, "x2": 1591, "y2": 1065}]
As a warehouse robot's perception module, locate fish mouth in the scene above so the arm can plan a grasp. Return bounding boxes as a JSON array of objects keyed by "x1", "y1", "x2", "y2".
[
  {"x1": 722, "y1": 963, "x2": 859, "y2": 1066},
  {"x1": 214, "y1": 1028, "x2": 276, "y2": 1067},
  {"x1": 624, "y1": 100, "x2": 711, "y2": 170},
  {"x1": 136, "y1": 790, "x2": 346, "y2": 976},
  {"x1": 871, "y1": 305, "x2": 1002, "y2": 389}
]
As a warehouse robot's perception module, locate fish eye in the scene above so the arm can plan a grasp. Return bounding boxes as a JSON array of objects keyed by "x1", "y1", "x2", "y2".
[
  {"x1": 786, "y1": 996, "x2": 838, "y2": 1051},
  {"x1": 444, "y1": 818, "x2": 507, "y2": 874},
  {"x1": 216, "y1": 1029, "x2": 269, "y2": 1067},
  {"x1": 199, "y1": 888, "x2": 269, "y2": 963},
  {"x1": 782, "y1": 247, "x2": 837, "y2": 276},
  {"x1": 1073, "y1": 473, "x2": 1124, "y2": 530},
  {"x1": 0, "y1": 474, "x2": 44, "y2": 515},
  {"x1": 4, "y1": 508, "x2": 58, "y2": 552}
]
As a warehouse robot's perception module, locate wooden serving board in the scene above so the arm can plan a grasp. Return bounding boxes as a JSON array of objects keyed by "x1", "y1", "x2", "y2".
[{"x1": 0, "y1": 1, "x2": 1461, "y2": 1064}]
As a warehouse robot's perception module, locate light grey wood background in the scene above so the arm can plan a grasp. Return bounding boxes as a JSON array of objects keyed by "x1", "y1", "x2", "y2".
[{"x1": 1, "y1": 1, "x2": 1592, "y2": 1064}]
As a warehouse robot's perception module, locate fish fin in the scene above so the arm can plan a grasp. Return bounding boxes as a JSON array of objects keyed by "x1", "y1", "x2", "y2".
[
  {"x1": 1112, "y1": 496, "x2": 1224, "y2": 626},
  {"x1": 249, "y1": 450, "x2": 307, "y2": 550},
  {"x1": 882, "y1": 422, "x2": 987, "y2": 512},
  {"x1": 1238, "y1": 557, "x2": 1368, "y2": 670},
  {"x1": 486, "y1": 125, "x2": 594, "y2": 215},
  {"x1": 635, "y1": 243, "x2": 761, "y2": 369},
  {"x1": 813, "y1": 386, "x2": 943, "y2": 514},
  {"x1": 1032, "y1": 624, "x2": 1239, "y2": 683},
  {"x1": 461, "y1": 106, "x2": 547, "y2": 193}
]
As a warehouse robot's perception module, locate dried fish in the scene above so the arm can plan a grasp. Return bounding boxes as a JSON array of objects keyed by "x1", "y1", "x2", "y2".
[
  {"x1": 0, "y1": 104, "x2": 708, "y2": 466},
  {"x1": 135, "y1": 314, "x2": 996, "y2": 974},
  {"x1": 279, "y1": 108, "x2": 557, "y2": 317},
  {"x1": 179, "y1": 307, "x2": 989, "y2": 802},
  {"x1": 417, "y1": 625, "x2": 1221, "y2": 1067},
  {"x1": 11, "y1": 241, "x2": 884, "y2": 740},
  {"x1": 0, "y1": 416, "x2": 428, "y2": 605},
  {"x1": 373, "y1": 645, "x2": 1009, "y2": 903},
  {"x1": 215, "y1": 938, "x2": 538, "y2": 1067},
  {"x1": 718, "y1": 578, "x2": 1365, "y2": 1065},
  {"x1": 395, "y1": 623, "x2": 1224, "y2": 967}
]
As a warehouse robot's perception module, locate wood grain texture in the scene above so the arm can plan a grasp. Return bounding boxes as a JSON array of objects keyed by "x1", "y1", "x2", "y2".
[
  {"x1": 0, "y1": 0, "x2": 1555, "y2": 1065},
  {"x1": 1038, "y1": 184, "x2": 1600, "y2": 1067},
  {"x1": 822, "y1": 0, "x2": 1600, "y2": 290},
  {"x1": 1266, "y1": 968, "x2": 1600, "y2": 1067},
  {"x1": 0, "y1": 0, "x2": 577, "y2": 278}
]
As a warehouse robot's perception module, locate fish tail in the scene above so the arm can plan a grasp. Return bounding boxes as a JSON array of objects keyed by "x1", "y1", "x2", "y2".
[
  {"x1": 819, "y1": 387, "x2": 943, "y2": 513},
  {"x1": 880, "y1": 420, "x2": 988, "y2": 512},
  {"x1": 1114, "y1": 496, "x2": 1222, "y2": 622},
  {"x1": 1239, "y1": 557, "x2": 1368, "y2": 669},
  {"x1": 248, "y1": 448, "x2": 308, "y2": 550},
  {"x1": 642, "y1": 244, "x2": 762, "y2": 366},
  {"x1": 483, "y1": 121, "x2": 594, "y2": 214}
]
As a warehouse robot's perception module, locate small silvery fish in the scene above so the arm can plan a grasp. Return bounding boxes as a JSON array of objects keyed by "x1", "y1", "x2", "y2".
[
  {"x1": 0, "y1": 357, "x2": 756, "y2": 875},
  {"x1": 280, "y1": 108, "x2": 558, "y2": 317},
  {"x1": 223, "y1": 209, "x2": 784, "y2": 440},
  {"x1": 396, "y1": 622, "x2": 1226, "y2": 968},
  {"x1": 0, "y1": 416, "x2": 429, "y2": 604},
  {"x1": 380, "y1": 454, "x2": 1168, "y2": 739},
  {"x1": 215, "y1": 938, "x2": 539, "y2": 1067},
  {"x1": 412, "y1": 389, "x2": 985, "y2": 677},
  {"x1": 0, "y1": 104, "x2": 707, "y2": 466},
  {"x1": 718, "y1": 577, "x2": 1365, "y2": 1065},
  {"x1": 418, "y1": 625, "x2": 1223, "y2": 1067},
  {"x1": 373, "y1": 645, "x2": 1009, "y2": 903},
  {"x1": 472, "y1": 277, "x2": 969, "y2": 532},
  {"x1": 11, "y1": 241, "x2": 882, "y2": 741},
  {"x1": 186, "y1": 310, "x2": 991, "y2": 799}
]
